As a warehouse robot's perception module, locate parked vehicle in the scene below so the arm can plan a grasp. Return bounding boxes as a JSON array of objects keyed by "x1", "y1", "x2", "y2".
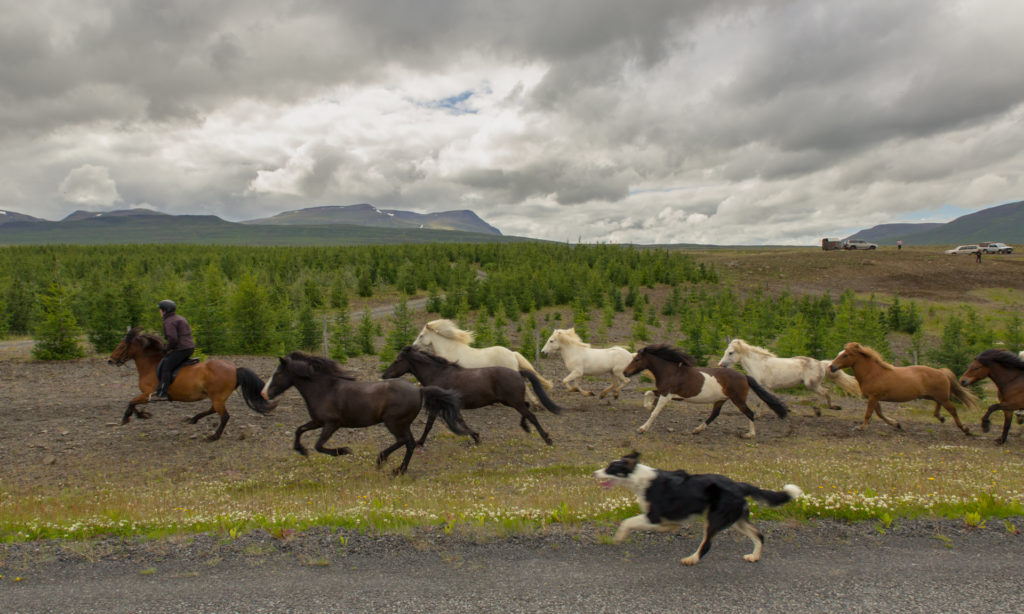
[
  {"x1": 982, "y1": 242, "x2": 1013, "y2": 254},
  {"x1": 945, "y1": 245, "x2": 981, "y2": 255},
  {"x1": 843, "y1": 239, "x2": 877, "y2": 250},
  {"x1": 821, "y1": 238, "x2": 843, "y2": 251}
]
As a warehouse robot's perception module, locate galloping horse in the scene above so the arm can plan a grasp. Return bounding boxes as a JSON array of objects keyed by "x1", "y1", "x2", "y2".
[
  {"x1": 829, "y1": 342, "x2": 979, "y2": 433},
  {"x1": 413, "y1": 319, "x2": 553, "y2": 390},
  {"x1": 959, "y1": 349, "x2": 1024, "y2": 444},
  {"x1": 261, "y1": 351, "x2": 477, "y2": 475},
  {"x1": 541, "y1": 328, "x2": 633, "y2": 399},
  {"x1": 108, "y1": 327, "x2": 276, "y2": 440},
  {"x1": 624, "y1": 344, "x2": 788, "y2": 438},
  {"x1": 382, "y1": 346, "x2": 563, "y2": 445},
  {"x1": 717, "y1": 339, "x2": 861, "y2": 416}
]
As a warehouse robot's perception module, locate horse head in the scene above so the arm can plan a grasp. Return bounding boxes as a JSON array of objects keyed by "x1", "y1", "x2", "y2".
[
  {"x1": 541, "y1": 329, "x2": 565, "y2": 355},
  {"x1": 381, "y1": 346, "x2": 414, "y2": 379},
  {"x1": 717, "y1": 339, "x2": 744, "y2": 368},
  {"x1": 829, "y1": 342, "x2": 868, "y2": 372},
  {"x1": 959, "y1": 359, "x2": 990, "y2": 387},
  {"x1": 108, "y1": 326, "x2": 161, "y2": 365}
]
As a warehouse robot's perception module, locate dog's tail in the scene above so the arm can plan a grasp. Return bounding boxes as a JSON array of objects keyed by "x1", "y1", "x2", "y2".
[
  {"x1": 521, "y1": 370, "x2": 564, "y2": 414},
  {"x1": 740, "y1": 483, "x2": 803, "y2": 507},
  {"x1": 745, "y1": 375, "x2": 788, "y2": 418}
]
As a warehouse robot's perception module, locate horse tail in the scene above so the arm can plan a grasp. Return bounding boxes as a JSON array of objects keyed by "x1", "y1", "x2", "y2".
[
  {"x1": 520, "y1": 370, "x2": 564, "y2": 414},
  {"x1": 235, "y1": 367, "x2": 278, "y2": 414},
  {"x1": 822, "y1": 360, "x2": 862, "y2": 397},
  {"x1": 421, "y1": 386, "x2": 478, "y2": 440},
  {"x1": 746, "y1": 375, "x2": 788, "y2": 418},
  {"x1": 943, "y1": 368, "x2": 981, "y2": 413},
  {"x1": 512, "y1": 351, "x2": 554, "y2": 390}
]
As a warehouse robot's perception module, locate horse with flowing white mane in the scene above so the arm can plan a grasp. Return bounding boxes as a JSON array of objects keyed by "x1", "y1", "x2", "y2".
[
  {"x1": 717, "y1": 339, "x2": 861, "y2": 416},
  {"x1": 541, "y1": 328, "x2": 632, "y2": 398},
  {"x1": 413, "y1": 319, "x2": 553, "y2": 391}
]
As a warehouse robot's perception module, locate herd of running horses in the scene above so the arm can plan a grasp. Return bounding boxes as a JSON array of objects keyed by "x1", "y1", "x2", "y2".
[{"x1": 108, "y1": 318, "x2": 1024, "y2": 474}]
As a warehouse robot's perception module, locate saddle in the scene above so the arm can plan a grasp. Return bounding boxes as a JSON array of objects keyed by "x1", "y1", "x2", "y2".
[{"x1": 161, "y1": 357, "x2": 201, "y2": 383}]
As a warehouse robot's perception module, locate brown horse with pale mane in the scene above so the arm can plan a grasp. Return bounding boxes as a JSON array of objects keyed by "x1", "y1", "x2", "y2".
[
  {"x1": 959, "y1": 349, "x2": 1024, "y2": 444},
  {"x1": 108, "y1": 327, "x2": 277, "y2": 440},
  {"x1": 829, "y1": 341, "x2": 979, "y2": 433}
]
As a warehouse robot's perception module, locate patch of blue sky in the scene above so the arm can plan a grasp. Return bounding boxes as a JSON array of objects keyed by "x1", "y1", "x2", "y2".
[{"x1": 419, "y1": 90, "x2": 478, "y2": 115}]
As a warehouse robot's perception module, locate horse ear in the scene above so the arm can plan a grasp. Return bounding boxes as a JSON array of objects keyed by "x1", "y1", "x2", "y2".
[{"x1": 291, "y1": 360, "x2": 314, "y2": 378}]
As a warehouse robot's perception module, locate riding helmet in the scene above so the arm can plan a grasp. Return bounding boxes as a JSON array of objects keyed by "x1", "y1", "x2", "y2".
[{"x1": 157, "y1": 299, "x2": 177, "y2": 313}]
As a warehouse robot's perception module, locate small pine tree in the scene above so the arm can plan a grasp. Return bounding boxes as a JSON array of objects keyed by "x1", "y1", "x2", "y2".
[
  {"x1": 32, "y1": 281, "x2": 85, "y2": 360},
  {"x1": 356, "y1": 308, "x2": 379, "y2": 355},
  {"x1": 1003, "y1": 312, "x2": 1023, "y2": 352},
  {"x1": 329, "y1": 309, "x2": 359, "y2": 362},
  {"x1": 385, "y1": 298, "x2": 416, "y2": 354},
  {"x1": 296, "y1": 304, "x2": 320, "y2": 351}
]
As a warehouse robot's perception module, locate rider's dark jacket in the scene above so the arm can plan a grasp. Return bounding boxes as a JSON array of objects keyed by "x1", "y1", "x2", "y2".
[{"x1": 162, "y1": 312, "x2": 195, "y2": 353}]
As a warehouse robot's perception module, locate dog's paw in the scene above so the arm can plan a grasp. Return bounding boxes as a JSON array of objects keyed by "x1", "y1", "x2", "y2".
[{"x1": 680, "y1": 555, "x2": 700, "y2": 566}]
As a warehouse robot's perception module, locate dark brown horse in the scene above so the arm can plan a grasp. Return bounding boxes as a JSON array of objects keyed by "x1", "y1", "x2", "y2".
[
  {"x1": 829, "y1": 342, "x2": 979, "y2": 433},
  {"x1": 623, "y1": 344, "x2": 788, "y2": 438},
  {"x1": 381, "y1": 345, "x2": 564, "y2": 446},
  {"x1": 959, "y1": 349, "x2": 1024, "y2": 444},
  {"x1": 108, "y1": 327, "x2": 276, "y2": 440},
  {"x1": 260, "y1": 351, "x2": 478, "y2": 475}
]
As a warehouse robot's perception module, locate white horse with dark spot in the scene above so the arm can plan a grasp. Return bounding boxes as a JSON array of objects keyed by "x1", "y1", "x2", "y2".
[
  {"x1": 541, "y1": 328, "x2": 633, "y2": 399},
  {"x1": 413, "y1": 319, "x2": 553, "y2": 394},
  {"x1": 717, "y1": 339, "x2": 861, "y2": 416}
]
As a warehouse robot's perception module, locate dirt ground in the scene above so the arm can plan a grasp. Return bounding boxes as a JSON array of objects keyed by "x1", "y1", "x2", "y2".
[{"x1": 1, "y1": 246, "x2": 1020, "y2": 493}]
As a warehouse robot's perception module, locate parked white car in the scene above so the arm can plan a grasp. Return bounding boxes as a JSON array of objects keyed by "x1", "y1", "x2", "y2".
[
  {"x1": 983, "y1": 242, "x2": 1013, "y2": 254},
  {"x1": 945, "y1": 245, "x2": 981, "y2": 255},
  {"x1": 843, "y1": 239, "x2": 877, "y2": 250}
]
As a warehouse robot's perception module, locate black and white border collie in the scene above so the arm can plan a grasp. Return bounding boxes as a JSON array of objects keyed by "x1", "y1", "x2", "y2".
[{"x1": 595, "y1": 451, "x2": 802, "y2": 565}]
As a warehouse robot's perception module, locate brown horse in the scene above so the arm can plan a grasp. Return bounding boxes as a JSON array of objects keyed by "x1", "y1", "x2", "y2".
[
  {"x1": 108, "y1": 327, "x2": 277, "y2": 440},
  {"x1": 828, "y1": 342, "x2": 979, "y2": 433},
  {"x1": 623, "y1": 345, "x2": 788, "y2": 438},
  {"x1": 261, "y1": 351, "x2": 477, "y2": 475},
  {"x1": 381, "y1": 346, "x2": 563, "y2": 446},
  {"x1": 959, "y1": 349, "x2": 1024, "y2": 444}
]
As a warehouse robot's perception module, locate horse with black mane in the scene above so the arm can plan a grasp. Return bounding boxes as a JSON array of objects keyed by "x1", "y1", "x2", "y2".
[
  {"x1": 108, "y1": 326, "x2": 276, "y2": 440},
  {"x1": 624, "y1": 344, "x2": 789, "y2": 438},
  {"x1": 959, "y1": 349, "x2": 1024, "y2": 444},
  {"x1": 382, "y1": 345, "x2": 563, "y2": 446},
  {"x1": 261, "y1": 351, "x2": 478, "y2": 475}
]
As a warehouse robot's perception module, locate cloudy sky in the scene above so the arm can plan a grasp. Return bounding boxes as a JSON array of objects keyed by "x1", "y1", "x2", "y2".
[{"x1": 2, "y1": 0, "x2": 1022, "y2": 244}]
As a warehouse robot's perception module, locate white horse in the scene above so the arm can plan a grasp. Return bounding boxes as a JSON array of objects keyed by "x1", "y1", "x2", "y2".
[
  {"x1": 541, "y1": 328, "x2": 633, "y2": 399},
  {"x1": 717, "y1": 339, "x2": 861, "y2": 416},
  {"x1": 413, "y1": 319, "x2": 553, "y2": 391}
]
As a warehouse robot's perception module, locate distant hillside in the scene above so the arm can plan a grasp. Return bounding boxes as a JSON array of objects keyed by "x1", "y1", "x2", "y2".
[
  {"x1": 61, "y1": 208, "x2": 169, "y2": 222},
  {"x1": 0, "y1": 214, "x2": 524, "y2": 246},
  {"x1": 845, "y1": 200, "x2": 1024, "y2": 246},
  {"x1": 244, "y1": 204, "x2": 502, "y2": 235},
  {"x1": 0, "y1": 209, "x2": 45, "y2": 226}
]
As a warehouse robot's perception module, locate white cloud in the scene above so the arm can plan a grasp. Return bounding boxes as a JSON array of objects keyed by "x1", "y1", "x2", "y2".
[{"x1": 57, "y1": 164, "x2": 121, "y2": 207}]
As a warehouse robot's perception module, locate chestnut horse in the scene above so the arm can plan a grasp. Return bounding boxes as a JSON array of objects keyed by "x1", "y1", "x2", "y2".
[
  {"x1": 959, "y1": 349, "x2": 1024, "y2": 444},
  {"x1": 829, "y1": 342, "x2": 979, "y2": 433},
  {"x1": 623, "y1": 344, "x2": 788, "y2": 438},
  {"x1": 108, "y1": 327, "x2": 277, "y2": 440}
]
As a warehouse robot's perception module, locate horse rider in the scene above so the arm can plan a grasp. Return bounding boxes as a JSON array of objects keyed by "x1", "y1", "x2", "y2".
[{"x1": 150, "y1": 299, "x2": 195, "y2": 402}]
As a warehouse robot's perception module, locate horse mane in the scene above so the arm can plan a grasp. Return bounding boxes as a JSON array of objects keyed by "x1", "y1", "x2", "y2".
[
  {"x1": 403, "y1": 346, "x2": 463, "y2": 369},
  {"x1": 285, "y1": 350, "x2": 358, "y2": 380},
  {"x1": 641, "y1": 344, "x2": 700, "y2": 367},
  {"x1": 730, "y1": 338, "x2": 775, "y2": 358},
  {"x1": 976, "y1": 349, "x2": 1024, "y2": 371},
  {"x1": 555, "y1": 328, "x2": 590, "y2": 348},
  {"x1": 845, "y1": 342, "x2": 894, "y2": 371},
  {"x1": 126, "y1": 327, "x2": 166, "y2": 353},
  {"x1": 425, "y1": 319, "x2": 475, "y2": 344}
]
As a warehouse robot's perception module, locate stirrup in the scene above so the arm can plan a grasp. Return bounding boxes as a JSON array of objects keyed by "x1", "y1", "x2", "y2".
[{"x1": 148, "y1": 392, "x2": 169, "y2": 402}]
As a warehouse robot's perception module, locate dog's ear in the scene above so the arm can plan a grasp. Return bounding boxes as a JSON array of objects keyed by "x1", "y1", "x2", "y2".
[
  {"x1": 625, "y1": 451, "x2": 640, "y2": 460},
  {"x1": 623, "y1": 451, "x2": 640, "y2": 469}
]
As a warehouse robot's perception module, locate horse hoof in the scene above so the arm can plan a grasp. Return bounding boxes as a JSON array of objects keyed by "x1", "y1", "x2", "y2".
[
  {"x1": 937, "y1": 416, "x2": 946, "y2": 423},
  {"x1": 895, "y1": 423, "x2": 903, "y2": 431},
  {"x1": 636, "y1": 427, "x2": 648, "y2": 435},
  {"x1": 205, "y1": 434, "x2": 221, "y2": 442},
  {"x1": 138, "y1": 412, "x2": 152, "y2": 420},
  {"x1": 852, "y1": 425, "x2": 865, "y2": 432},
  {"x1": 962, "y1": 428, "x2": 972, "y2": 436},
  {"x1": 830, "y1": 405, "x2": 842, "y2": 411},
  {"x1": 981, "y1": 421, "x2": 991, "y2": 433},
  {"x1": 120, "y1": 418, "x2": 130, "y2": 425}
]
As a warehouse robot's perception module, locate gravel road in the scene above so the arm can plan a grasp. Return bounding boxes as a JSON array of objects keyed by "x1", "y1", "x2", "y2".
[{"x1": 3, "y1": 519, "x2": 1022, "y2": 613}]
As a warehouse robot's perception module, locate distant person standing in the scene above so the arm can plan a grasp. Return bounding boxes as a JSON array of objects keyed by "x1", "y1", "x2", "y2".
[
  {"x1": 150, "y1": 299, "x2": 195, "y2": 401},
  {"x1": 897, "y1": 240, "x2": 902, "y2": 251},
  {"x1": 975, "y1": 248, "x2": 982, "y2": 264}
]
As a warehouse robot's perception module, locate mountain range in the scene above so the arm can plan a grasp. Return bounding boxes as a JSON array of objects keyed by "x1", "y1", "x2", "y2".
[
  {"x1": 845, "y1": 199, "x2": 1024, "y2": 246},
  {"x1": 0, "y1": 204, "x2": 510, "y2": 246}
]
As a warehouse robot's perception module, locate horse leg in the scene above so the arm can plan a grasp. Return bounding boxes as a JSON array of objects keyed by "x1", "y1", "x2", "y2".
[
  {"x1": 378, "y1": 432, "x2": 413, "y2": 473},
  {"x1": 206, "y1": 403, "x2": 231, "y2": 441},
  {"x1": 313, "y1": 423, "x2": 350, "y2": 456},
  {"x1": 809, "y1": 382, "x2": 832, "y2": 416},
  {"x1": 931, "y1": 401, "x2": 946, "y2": 424},
  {"x1": 939, "y1": 400, "x2": 971, "y2": 435},
  {"x1": 416, "y1": 412, "x2": 438, "y2": 447},
  {"x1": 998, "y1": 409, "x2": 1013, "y2": 445},
  {"x1": 293, "y1": 420, "x2": 322, "y2": 456},
  {"x1": 513, "y1": 402, "x2": 552, "y2": 445},
  {"x1": 188, "y1": 408, "x2": 216, "y2": 424},
  {"x1": 123, "y1": 393, "x2": 152, "y2": 424},
  {"x1": 733, "y1": 401, "x2": 757, "y2": 439},
  {"x1": 638, "y1": 395, "x2": 672, "y2": 434},
  {"x1": 563, "y1": 368, "x2": 589, "y2": 395},
  {"x1": 693, "y1": 400, "x2": 727, "y2": 435},
  {"x1": 870, "y1": 399, "x2": 901, "y2": 430},
  {"x1": 393, "y1": 430, "x2": 417, "y2": 476}
]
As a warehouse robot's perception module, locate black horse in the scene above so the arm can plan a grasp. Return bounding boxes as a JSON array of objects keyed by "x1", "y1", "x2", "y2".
[
  {"x1": 381, "y1": 346, "x2": 564, "y2": 446},
  {"x1": 261, "y1": 351, "x2": 478, "y2": 475}
]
